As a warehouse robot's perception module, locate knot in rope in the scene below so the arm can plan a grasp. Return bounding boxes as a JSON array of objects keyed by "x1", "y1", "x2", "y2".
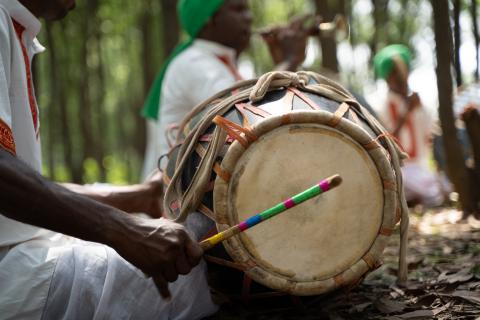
[{"x1": 249, "y1": 71, "x2": 309, "y2": 102}]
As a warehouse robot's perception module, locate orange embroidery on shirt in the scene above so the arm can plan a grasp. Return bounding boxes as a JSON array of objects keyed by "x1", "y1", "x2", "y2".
[
  {"x1": 12, "y1": 19, "x2": 39, "y2": 136},
  {"x1": 389, "y1": 100, "x2": 417, "y2": 159},
  {"x1": 216, "y1": 55, "x2": 243, "y2": 81},
  {"x1": 0, "y1": 119, "x2": 16, "y2": 155}
]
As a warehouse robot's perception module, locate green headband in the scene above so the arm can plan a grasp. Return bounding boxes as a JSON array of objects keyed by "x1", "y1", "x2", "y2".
[
  {"x1": 142, "y1": 0, "x2": 225, "y2": 119},
  {"x1": 374, "y1": 44, "x2": 412, "y2": 79}
]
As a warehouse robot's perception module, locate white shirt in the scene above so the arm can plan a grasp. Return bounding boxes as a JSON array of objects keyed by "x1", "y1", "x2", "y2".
[
  {"x1": 142, "y1": 39, "x2": 239, "y2": 178},
  {"x1": 0, "y1": 2, "x2": 59, "y2": 318},
  {"x1": 0, "y1": 0, "x2": 54, "y2": 247}
]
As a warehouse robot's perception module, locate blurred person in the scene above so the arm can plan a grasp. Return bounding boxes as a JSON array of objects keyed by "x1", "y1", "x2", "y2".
[
  {"x1": 0, "y1": 0, "x2": 217, "y2": 318},
  {"x1": 373, "y1": 44, "x2": 447, "y2": 207},
  {"x1": 142, "y1": 0, "x2": 310, "y2": 178}
]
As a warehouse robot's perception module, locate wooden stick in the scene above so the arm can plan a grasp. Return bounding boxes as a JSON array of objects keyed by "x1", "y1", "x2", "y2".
[{"x1": 199, "y1": 174, "x2": 342, "y2": 251}]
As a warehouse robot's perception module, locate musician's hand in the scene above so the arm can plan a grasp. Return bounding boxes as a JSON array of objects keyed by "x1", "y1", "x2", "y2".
[
  {"x1": 261, "y1": 14, "x2": 318, "y2": 71},
  {"x1": 407, "y1": 92, "x2": 421, "y2": 110},
  {"x1": 111, "y1": 216, "x2": 203, "y2": 299}
]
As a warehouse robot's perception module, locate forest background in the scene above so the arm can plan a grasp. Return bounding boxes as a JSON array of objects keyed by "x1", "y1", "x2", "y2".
[{"x1": 33, "y1": 0, "x2": 479, "y2": 185}]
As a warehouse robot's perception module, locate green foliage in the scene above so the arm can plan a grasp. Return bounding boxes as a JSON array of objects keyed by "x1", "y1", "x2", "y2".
[
  {"x1": 103, "y1": 156, "x2": 130, "y2": 185},
  {"x1": 36, "y1": 0, "x2": 159, "y2": 184},
  {"x1": 33, "y1": 0, "x2": 473, "y2": 185},
  {"x1": 83, "y1": 158, "x2": 101, "y2": 184}
]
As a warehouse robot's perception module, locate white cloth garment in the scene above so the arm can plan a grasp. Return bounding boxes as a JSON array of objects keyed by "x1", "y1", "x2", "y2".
[
  {"x1": 41, "y1": 243, "x2": 216, "y2": 320},
  {"x1": 142, "y1": 39, "x2": 239, "y2": 178},
  {"x1": 0, "y1": 1, "x2": 217, "y2": 318},
  {"x1": 0, "y1": 0, "x2": 52, "y2": 248},
  {"x1": 377, "y1": 90, "x2": 445, "y2": 206}
]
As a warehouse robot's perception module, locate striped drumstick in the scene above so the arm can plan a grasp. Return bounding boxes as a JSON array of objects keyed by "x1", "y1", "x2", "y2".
[{"x1": 199, "y1": 174, "x2": 342, "y2": 251}]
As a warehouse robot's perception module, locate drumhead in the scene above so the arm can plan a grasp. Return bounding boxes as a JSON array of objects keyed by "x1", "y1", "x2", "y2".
[{"x1": 214, "y1": 111, "x2": 396, "y2": 295}]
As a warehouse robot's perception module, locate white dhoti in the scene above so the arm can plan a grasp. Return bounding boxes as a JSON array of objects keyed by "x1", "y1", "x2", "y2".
[
  {"x1": 401, "y1": 162, "x2": 446, "y2": 207},
  {"x1": 0, "y1": 235, "x2": 218, "y2": 320}
]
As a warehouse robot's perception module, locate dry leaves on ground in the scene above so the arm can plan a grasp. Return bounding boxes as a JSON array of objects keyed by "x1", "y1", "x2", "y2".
[{"x1": 208, "y1": 208, "x2": 480, "y2": 320}]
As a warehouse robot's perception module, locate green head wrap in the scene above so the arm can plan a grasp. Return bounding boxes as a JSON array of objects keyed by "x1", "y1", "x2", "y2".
[
  {"x1": 373, "y1": 44, "x2": 412, "y2": 80},
  {"x1": 142, "y1": 0, "x2": 226, "y2": 119}
]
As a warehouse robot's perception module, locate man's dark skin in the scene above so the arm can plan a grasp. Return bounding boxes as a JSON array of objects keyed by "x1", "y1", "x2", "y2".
[
  {"x1": 198, "y1": 0, "x2": 308, "y2": 71},
  {"x1": 1, "y1": 0, "x2": 202, "y2": 299}
]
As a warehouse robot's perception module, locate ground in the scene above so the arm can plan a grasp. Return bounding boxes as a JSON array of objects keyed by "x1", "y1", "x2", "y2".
[{"x1": 207, "y1": 208, "x2": 480, "y2": 319}]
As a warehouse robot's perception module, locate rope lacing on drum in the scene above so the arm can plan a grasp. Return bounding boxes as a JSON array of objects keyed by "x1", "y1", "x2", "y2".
[
  {"x1": 249, "y1": 71, "x2": 309, "y2": 102},
  {"x1": 162, "y1": 71, "x2": 410, "y2": 285},
  {"x1": 212, "y1": 115, "x2": 257, "y2": 148}
]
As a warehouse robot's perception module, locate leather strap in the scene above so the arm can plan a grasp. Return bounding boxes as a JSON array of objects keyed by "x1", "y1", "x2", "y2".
[
  {"x1": 328, "y1": 102, "x2": 350, "y2": 127},
  {"x1": 288, "y1": 87, "x2": 321, "y2": 110},
  {"x1": 213, "y1": 115, "x2": 257, "y2": 148}
]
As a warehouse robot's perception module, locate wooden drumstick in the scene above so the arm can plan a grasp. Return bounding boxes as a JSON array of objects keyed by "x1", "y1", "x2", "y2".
[{"x1": 199, "y1": 174, "x2": 342, "y2": 251}]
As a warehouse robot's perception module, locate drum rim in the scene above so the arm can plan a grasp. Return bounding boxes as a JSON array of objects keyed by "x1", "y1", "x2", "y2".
[{"x1": 213, "y1": 110, "x2": 398, "y2": 296}]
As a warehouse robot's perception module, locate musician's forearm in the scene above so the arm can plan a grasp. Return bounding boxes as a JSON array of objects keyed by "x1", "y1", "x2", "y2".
[
  {"x1": 0, "y1": 149, "x2": 128, "y2": 246},
  {"x1": 62, "y1": 182, "x2": 153, "y2": 213}
]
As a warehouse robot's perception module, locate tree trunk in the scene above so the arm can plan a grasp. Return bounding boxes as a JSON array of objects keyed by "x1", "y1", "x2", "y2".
[
  {"x1": 58, "y1": 20, "x2": 82, "y2": 183},
  {"x1": 471, "y1": 0, "x2": 480, "y2": 81},
  {"x1": 137, "y1": 0, "x2": 155, "y2": 161},
  {"x1": 369, "y1": 0, "x2": 389, "y2": 60},
  {"x1": 454, "y1": 0, "x2": 463, "y2": 86},
  {"x1": 432, "y1": 0, "x2": 477, "y2": 216},
  {"x1": 160, "y1": 0, "x2": 180, "y2": 55},
  {"x1": 461, "y1": 105, "x2": 480, "y2": 212},
  {"x1": 314, "y1": 0, "x2": 339, "y2": 73},
  {"x1": 370, "y1": 0, "x2": 379, "y2": 57},
  {"x1": 398, "y1": 0, "x2": 409, "y2": 44},
  {"x1": 93, "y1": 8, "x2": 106, "y2": 181},
  {"x1": 78, "y1": 1, "x2": 95, "y2": 168}
]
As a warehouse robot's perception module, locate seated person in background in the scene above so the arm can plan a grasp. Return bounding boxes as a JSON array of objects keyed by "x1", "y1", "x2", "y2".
[
  {"x1": 373, "y1": 44, "x2": 447, "y2": 207},
  {"x1": 142, "y1": 0, "x2": 310, "y2": 178},
  {"x1": 0, "y1": 0, "x2": 217, "y2": 318}
]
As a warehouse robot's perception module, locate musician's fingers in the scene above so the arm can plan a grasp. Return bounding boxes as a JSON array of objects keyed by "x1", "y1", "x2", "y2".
[
  {"x1": 260, "y1": 27, "x2": 283, "y2": 41},
  {"x1": 163, "y1": 264, "x2": 179, "y2": 282},
  {"x1": 185, "y1": 238, "x2": 203, "y2": 267},
  {"x1": 152, "y1": 275, "x2": 171, "y2": 300},
  {"x1": 175, "y1": 249, "x2": 192, "y2": 275}
]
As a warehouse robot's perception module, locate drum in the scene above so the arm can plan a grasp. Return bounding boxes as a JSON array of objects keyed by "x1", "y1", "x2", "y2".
[{"x1": 162, "y1": 71, "x2": 408, "y2": 298}]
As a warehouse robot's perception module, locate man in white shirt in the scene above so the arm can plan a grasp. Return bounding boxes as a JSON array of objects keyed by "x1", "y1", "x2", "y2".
[
  {"x1": 0, "y1": 0, "x2": 217, "y2": 319},
  {"x1": 142, "y1": 0, "x2": 309, "y2": 178},
  {"x1": 373, "y1": 44, "x2": 446, "y2": 207}
]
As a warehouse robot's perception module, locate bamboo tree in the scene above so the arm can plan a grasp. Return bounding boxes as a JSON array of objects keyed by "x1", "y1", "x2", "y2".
[
  {"x1": 432, "y1": 0, "x2": 477, "y2": 216},
  {"x1": 370, "y1": 0, "x2": 390, "y2": 57},
  {"x1": 453, "y1": 0, "x2": 463, "y2": 86},
  {"x1": 314, "y1": 0, "x2": 339, "y2": 73},
  {"x1": 137, "y1": 0, "x2": 156, "y2": 160},
  {"x1": 77, "y1": 0, "x2": 95, "y2": 167},
  {"x1": 461, "y1": 106, "x2": 480, "y2": 213},
  {"x1": 92, "y1": 3, "x2": 106, "y2": 181},
  {"x1": 160, "y1": 0, "x2": 180, "y2": 55},
  {"x1": 472, "y1": 0, "x2": 480, "y2": 81}
]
